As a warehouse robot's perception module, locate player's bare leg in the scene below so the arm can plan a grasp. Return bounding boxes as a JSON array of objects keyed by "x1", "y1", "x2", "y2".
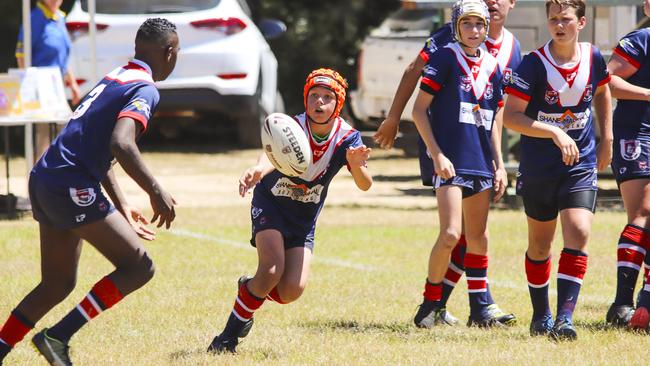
[
  {"x1": 525, "y1": 217, "x2": 556, "y2": 336},
  {"x1": 546, "y1": 208, "x2": 592, "y2": 341},
  {"x1": 209, "y1": 229, "x2": 284, "y2": 353},
  {"x1": 31, "y1": 212, "x2": 155, "y2": 365},
  {"x1": 608, "y1": 179, "x2": 650, "y2": 327},
  {"x1": 0, "y1": 224, "x2": 81, "y2": 364},
  {"x1": 274, "y1": 247, "x2": 312, "y2": 303},
  {"x1": 463, "y1": 189, "x2": 514, "y2": 327},
  {"x1": 415, "y1": 185, "x2": 463, "y2": 328}
]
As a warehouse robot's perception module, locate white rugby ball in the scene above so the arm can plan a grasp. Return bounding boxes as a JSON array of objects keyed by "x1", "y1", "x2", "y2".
[{"x1": 261, "y1": 113, "x2": 311, "y2": 177}]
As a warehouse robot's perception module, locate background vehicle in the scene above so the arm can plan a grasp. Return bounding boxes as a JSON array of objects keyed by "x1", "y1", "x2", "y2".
[
  {"x1": 350, "y1": 0, "x2": 641, "y2": 157},
  {"x1": 65, "y1": 0, "x2": 286, "y2": 147}
]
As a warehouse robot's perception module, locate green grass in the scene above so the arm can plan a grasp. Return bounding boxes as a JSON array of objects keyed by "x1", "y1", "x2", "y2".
[{"x1": 0, "y1": 206, "x2": 647, "y2": 365}]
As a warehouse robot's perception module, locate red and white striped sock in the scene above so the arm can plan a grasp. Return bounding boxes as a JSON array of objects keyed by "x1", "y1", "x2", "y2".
[{"x1": 232, "y1": 283, "x2": 265, "y2": 322}]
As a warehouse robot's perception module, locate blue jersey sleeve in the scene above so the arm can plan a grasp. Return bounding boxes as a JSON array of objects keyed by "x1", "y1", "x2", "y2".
[
  {"x1": 344, "y1": 130, "x2": 363, "y2": 171},
  {"x1": 592, "y1": 46, "x2": 611, "y2": 86},
  {"x1": 505, "y1": 53, "x2": 539, "y2": 103},
  {"x1": 419, "y1": 48, "x2": 452, "y2": 95},
  {"x1": 419, "y1": 23, "x2": 453, "y2": 62},
  {"x1": 614, "y1": 29, "x2": 650, "y2": 70},
  {"x1": 117, "y1": 84, "x2": 159, "y2": 131}
]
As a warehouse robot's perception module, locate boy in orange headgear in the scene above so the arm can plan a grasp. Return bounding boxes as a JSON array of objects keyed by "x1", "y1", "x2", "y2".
[{"x1": 208, "y1": 68, "x2": 372, "y2": 354}]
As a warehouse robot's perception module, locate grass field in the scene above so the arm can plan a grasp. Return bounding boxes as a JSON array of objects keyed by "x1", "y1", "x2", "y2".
[{"x1": 0, "y1": 148, "x2": 647, "y2": 365}]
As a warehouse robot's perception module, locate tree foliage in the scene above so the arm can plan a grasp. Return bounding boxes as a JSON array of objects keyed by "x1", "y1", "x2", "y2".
[{"x1": 258, "y1": 0, "x2": 399, "y2": 113}]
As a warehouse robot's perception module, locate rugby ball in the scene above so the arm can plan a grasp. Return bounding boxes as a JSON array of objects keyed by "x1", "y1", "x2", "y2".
[{"x1": 261, "y1": 113, "x2": 311, "y2": 176}]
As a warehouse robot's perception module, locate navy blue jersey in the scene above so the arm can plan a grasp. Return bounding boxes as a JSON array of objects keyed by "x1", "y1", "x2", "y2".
[
  {"x1": 612, "y1": 28, "x2": 650, "y2": 134},
  {"x1": 506, "y1": 42, "x2": 610, "y2": 177},
  {"x1": 33, "y1": 59, "x2": 159, "y2": 183},
  {"x1": 254, "y1": 113, "x2": 362, "y2": 230},
  {"x1": 419, "y1": 43, "x2": 504, "y2": 178},
  {"x1": 420, "y1": 23, "x2": 522, "y2": 89},
  {"x1": 417, "y1": 25, "x2": 522, "y2": 186}
]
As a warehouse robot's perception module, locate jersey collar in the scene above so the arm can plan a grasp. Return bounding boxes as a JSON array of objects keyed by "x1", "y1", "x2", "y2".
[
  {"x1": 37, "y1": 2, "x2": 64, "y2": 21},
  {"x1": 130, "y1": 59, "x2": 153, "y2": 76}
]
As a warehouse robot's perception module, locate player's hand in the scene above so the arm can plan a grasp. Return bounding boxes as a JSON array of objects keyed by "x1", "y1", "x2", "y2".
[
  {"x1": 551, "y1": 129, "x2": 580, "y2": 166},
  {"x1": 346, "y1": 145, "x2": 372, "y2": 167},
  {"x1": 149, "y1": 188, "x2": 177, "y2": 229},
  {"x1": 239, "y1": 165, "x2": 264, "y2": 197},
  {"x1": 596, "y1": 139, "x2": 613, "y2": 172},
  {"x1": 493, "y1": 165, "x2": 507, "y2": 203},
  {"x1": 433, "y1": 153, "x2": 455, "y2": 180},
  {"x1": 121, "y1": 205, "x2": 156, "y2": 241},
  {"x1": 373, "y1": 117, "x2": 400, "y2": 150}
]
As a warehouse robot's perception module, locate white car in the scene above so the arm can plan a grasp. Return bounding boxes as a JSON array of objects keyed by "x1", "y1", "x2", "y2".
[{"x1": 65, "y1": 0, "x2": 285, "y2": 146}]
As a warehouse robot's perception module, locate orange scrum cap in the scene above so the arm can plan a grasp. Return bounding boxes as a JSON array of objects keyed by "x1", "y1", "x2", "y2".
[{"x1": 303, "y1": 68, "x2": 348, "y2": 119}]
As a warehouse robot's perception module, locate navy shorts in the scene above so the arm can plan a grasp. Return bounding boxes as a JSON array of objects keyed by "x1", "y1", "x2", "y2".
[
  {"x1": 612, "y1": 137, "x2": 650, "y2": 184},
  {"x1": 433, "y1": 174, "x2": 493, "y2": 198},
  {"x1": 250, "y1": 192, "x2": 315, "y2": 251},
  {"x1": 29, "y1": 172, "x2": 115, "y2": 230},
  {"x1": 516, "y1": 168, "x2": 598, "y2": 222}
]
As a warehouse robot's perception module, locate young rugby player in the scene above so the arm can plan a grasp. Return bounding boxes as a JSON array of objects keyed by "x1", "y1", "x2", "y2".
[
  {"x1": 0, "y1": 18, "x2": 179, "y2": 365},
  {"x1": 411, "y1": 0, "x2": 511, "y2": 329},
  {"x1": 503, "y1": 0, "x2": 612, "y2": 340},
  {"x1": 605, "y1": 0, "x2": 650, "y2": 331},
  {"x1": 207, "y1": 68, "x2": 372, "y2": 353},
  {"x1": 374, "y1": 0, "x2": 520, "y2": 325}
]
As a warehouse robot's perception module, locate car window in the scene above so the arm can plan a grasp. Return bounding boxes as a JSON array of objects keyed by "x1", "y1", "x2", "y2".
[
  {"x1": 80, "y1": 0, "x2": 222, "y2": 14},
  {"x1": 371, "y1": 8, "x2": 443, "y2": 37}
]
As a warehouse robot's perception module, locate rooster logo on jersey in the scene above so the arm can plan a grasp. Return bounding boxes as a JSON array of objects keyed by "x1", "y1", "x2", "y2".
[{"x1": 545, "y1": 89, "x2": 559, "y2": 105}]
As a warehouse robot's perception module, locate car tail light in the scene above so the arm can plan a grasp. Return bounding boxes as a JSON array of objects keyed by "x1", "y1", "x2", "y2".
[
  {"x1": 66, "y1": 22, "x2": 109, "y2": 41},
  {"x1": 217, "y1": 73, "x2": 247, "y2": 79},
  {"x1": 190, "y1": 18, "x2": 247, "y2": 35}
]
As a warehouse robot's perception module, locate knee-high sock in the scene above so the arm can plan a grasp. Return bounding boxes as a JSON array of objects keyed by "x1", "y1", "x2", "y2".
[
  {"x1": 557, "y1": 249, "x2": 588, "y2": 321},
  {"x1": 441, "y1": 236, "x2": 466, "y2": 306},
  {"x1": 638, "y1": 255, "x2": 650, "y2": 309},
  {"x1": 614, "y1": 224, "x2": 648, "y2": 306},
  {"x1": 0, "y1": 310, "x2": 34, "y2": 357},
  {"x1": 525, "y1": 254, "x2": 552, "y2": 320},
  {"x1": 423, "y1": 280, "x2": 442, "y2": 303},
  {"x1": 465, "y1": 253, "x2": 489, "y2": 318},
  {"x1": 266, "y1": 286, "x2": 287, "y2": 304},
  {"x1": 48, "y1": 276, "x2": 124, "y2": 343},
  {"x1": 222, "y1": 282, "x2": 265, "y2": 338}
]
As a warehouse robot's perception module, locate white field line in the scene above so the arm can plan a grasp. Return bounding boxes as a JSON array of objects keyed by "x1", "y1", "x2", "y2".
[
  {"x1": 168, "y1": 229, "x2": 613, "y2": 302},
  {"x1": 169, "y1": 229, "x2": 376, "y2": 272}
]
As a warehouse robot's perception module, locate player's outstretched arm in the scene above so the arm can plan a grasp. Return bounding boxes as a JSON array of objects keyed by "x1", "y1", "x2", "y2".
[
  {"x1": 490, "y1": 108, "x2": 507, "y2": 202},
  {"x1": 608, "y1": 53, "x2": 650, "y2": 101},
  {"x1": 593, "y1": 84, "x2": 613, "y2": 171},
  {"x1": 374, "y1": 55, "x2": 427, "y2": 149},
  {"x1": 412, "y1": 90, "x2": 454, "y2": 179},
  {"x1": 346, "y1": 145, "x2": 372, "y2": 191},
  {"x1": 101, "y1": 167, "x2": 156, "y2": 240},
  {"x1": 110, "y1": 117, "x2": 177, "y2": 229},
  {"x1": 239, "y1": 152, "x2": 275, "y2": 197},
  {"x1": 504, "y1": 95, "x2": 579, "y2": 166}
]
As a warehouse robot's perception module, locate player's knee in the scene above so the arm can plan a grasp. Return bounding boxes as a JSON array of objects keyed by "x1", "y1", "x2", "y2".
[
  {"x1": 527, "y1": 244, "x2": 552, "y2": 260},
  {"x1": 568, "y1": 224, "x2": 590, "y2": 249},
  {"x1": 638, "y1": 204, "x2": 650, "y2": 219},
  {"x1": 278, "y1": 283, "x2": 306, "y2": 303},
  {"x1": 438, "y1": 229, "x2": 462, "y2": 250},
  {"x1": 43, "y1": 277, "x2": 77, "y2": 302},
  {"x1": 256, "y1": 263, "x2": 285, "y2": 286},
  {"x1": 127, "y1": 254, "x2": 156, "y2": 288}
]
